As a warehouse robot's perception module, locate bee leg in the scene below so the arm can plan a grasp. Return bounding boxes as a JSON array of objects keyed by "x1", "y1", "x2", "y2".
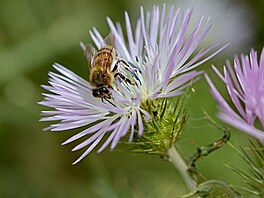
[
  {"x1": 115, "y1": 59, "x2": 141, "y2": 73},
  {"x1": 113, "y1": 59, "x2": 139, "y2": 73},
  {"x1": 113, "y1": 59, "x2": 141, "y2": 85},
  {"x1": 112, "y1": 59, "x2": 130, "y2": 72},
  {"x1": 114, "y1": 59, "x2": 130, "y2": 70},
  {"x1": 102, "y1": 98, "x2": 116, "y2": 107},
  {"x1": 114, "y1": 72, "x2": 135, "y2": 85},
  {"x1": 112, "y1": 63, "x2": 119, "y2": 73},
  {"x1": 123, "y1": 59, "x2": 142, "y2": 72},
  {"x1": 114, "y1": 59, "x2": 142, "y2": 83}
]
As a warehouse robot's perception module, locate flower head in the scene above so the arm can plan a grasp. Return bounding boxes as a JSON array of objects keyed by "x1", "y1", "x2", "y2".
[
  {"x1": 40, "y1": 4, "x2": 224, "y2": 164},
  {"x1": 206, "y1": 48, "x2": 264, "y2": 142}
]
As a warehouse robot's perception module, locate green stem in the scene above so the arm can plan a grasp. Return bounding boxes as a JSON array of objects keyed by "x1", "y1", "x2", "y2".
[
  {"x1": 166, "y1": 146, "x2": 197, "y2": 191},
  {"x1": 181, "y1": 180, "x2": 242, "y2": 198}
]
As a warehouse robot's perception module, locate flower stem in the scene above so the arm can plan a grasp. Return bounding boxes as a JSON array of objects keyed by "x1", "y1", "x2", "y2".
[
  {"x1": 181, "y1": 180, "x2": 242, "y2": 198},
  {"x1": 166, "y1": 145, "x2": 197, "y2": 191}
]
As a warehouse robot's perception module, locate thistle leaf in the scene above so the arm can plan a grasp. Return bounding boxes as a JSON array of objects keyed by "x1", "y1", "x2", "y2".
[{"x1": 227, "y1": 140, "x2": 264, "y2": 196}]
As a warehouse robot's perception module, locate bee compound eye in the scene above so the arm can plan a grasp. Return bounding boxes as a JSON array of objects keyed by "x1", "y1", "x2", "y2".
[
  {"x1": 92, "y1": 89, "x2": 102, "y2": 97},
  {"x1": 101, "y1": 87, "x2": 109, "y2": 93}
]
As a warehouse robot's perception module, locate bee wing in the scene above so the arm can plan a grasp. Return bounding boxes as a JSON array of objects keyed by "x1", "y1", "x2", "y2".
[
  {"x1": 104, "y1": 33, "x2": 115, "y2": 47},
  {"x1": 83, "y1": 44, "x2": 97, "y2": 72}
]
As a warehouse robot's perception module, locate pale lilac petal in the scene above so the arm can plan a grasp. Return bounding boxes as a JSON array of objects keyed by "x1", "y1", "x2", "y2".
[
  {"x1": 166, "y1": 71, "x2": 203, "y2": 93},
  {"x1": 97, "y1": 129, "x2": 117, "y2": 153},
  {"x1": 72, "y1": 128, "x2": 106, "y2": 151},
  {"x1": 111, "y1": 117, "x2": 129, "y2": 149},
  {"x1": 140, "y1": 6, "x2": 154, "y2": 56},
  {"x1": 107, "y1": 17, "x2": 131, "y2": 61},
  {"x1": 205, "y1": 73, "x2": 237, "y2": 115},
  {"x1": 158, "y1": 4, "x2": 166, "y2": 47},
  {"x1": 158, "y1": 78, "x2": 199, "y2": 98},
  {"x1": 172, "y1": 17, "x2": 211, "y2": 72},
  {"x1": 174, "y1": 43, "x2": 219, "y2": 76},
  {"x1": 135, "y1": 19, "x2": 143, "y2": 60},
  {"x1": 125, "y1": 12, "x2": 137, "y2": 61},
  {"x1": 219, "y1": 112, "x2": 264, "y2": 143},
  {"x1": 89, "y1": 28, "x2": 104, "y2": 49},
  {"x1": 61, "y1": 118, "x2": 114, "y2": 145},
  {"x1": 137, "y1": 110, "x2": 143, "y2": 136},
  {"x1": 53, "y1": 63, "x2": 90, "y2": 89},
  {"x1": 223, "y1": 66, "x2": 246, "y2": 118},
  {"x1": 72, "y1": 133, "x2": 105, "y2": 165},
  {"x1": 48, "y1": 118, "x2": 104, "y2": 131},
  {"x1": 129, "y1": 110, "x2": 137, "y2": 141},
  {"x1": 149, "y1": 5, "x2": 159, "y2": 48},
  {"x1": 179, "y1": 44, "x2": 229, "y2": 74},
  {"x1": 139, "y1": 108, "x2": 151, "y2": 121},
  {"x1": 157, "y1": 91, "x2": 184, "y2": 99}
]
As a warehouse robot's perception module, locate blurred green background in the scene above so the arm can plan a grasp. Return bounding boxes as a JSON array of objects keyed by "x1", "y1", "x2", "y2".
[{"x1": 0, "y1": 0, "x2": 263, "y2": 197}]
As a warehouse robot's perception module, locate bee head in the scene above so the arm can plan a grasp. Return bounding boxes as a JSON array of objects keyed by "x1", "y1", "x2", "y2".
[{"x1": 92, "y1": 87, "x2": 111, "y2": 99}]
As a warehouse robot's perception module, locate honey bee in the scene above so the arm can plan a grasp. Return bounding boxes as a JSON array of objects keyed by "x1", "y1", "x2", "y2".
[{"x1": 83, "y1": 34, "x2": 135, "y2": 101}]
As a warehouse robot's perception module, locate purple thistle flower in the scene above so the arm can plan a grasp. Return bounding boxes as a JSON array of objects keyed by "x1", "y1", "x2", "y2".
[
  {"x1": 40, "y1": 4, "x2": 224, "y2": 164},
  {"x1": 206, "y1": 48, "x2": 264, "y2": 142}
]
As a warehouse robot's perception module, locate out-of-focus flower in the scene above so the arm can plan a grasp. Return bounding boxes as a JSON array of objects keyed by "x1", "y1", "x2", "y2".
[
  {"x1": 40, "y1": 4, "x2": 225, "y2": 164},
  {"x1": 130, "y1": 0, "x2": 254, "y2": 53},
  {"x1": 206, "y1": 48, "x2": 264, "y2": 142}
]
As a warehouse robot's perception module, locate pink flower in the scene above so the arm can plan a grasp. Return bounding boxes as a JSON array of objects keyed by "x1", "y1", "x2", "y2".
[{"x1": 206, "y1": 48, "x2": 264, "y2": 142}]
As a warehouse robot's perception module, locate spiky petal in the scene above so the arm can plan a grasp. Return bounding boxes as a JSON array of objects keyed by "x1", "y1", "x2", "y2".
[{"x1": 206, "y1": 48, "x2": 264, "y2": 142}]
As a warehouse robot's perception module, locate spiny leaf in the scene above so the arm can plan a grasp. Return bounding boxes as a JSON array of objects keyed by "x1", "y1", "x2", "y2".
[{"x1": 227, "y1": 140, "x2": 264, "y2": 196}]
